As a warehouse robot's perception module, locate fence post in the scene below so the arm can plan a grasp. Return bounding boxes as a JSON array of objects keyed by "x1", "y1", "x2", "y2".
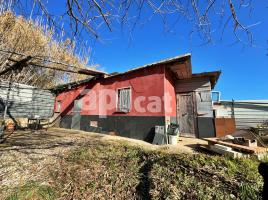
[{"x1": 231, "y1": 99, "x2": 235, "y2": 118}]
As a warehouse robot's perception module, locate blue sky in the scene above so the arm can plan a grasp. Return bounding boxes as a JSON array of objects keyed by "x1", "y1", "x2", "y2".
[
  {"x1": 23, "y1": 1, "x2": 268, "y2": 100},
  {"x1": 89, "y1": 3, "x2": 268, "y2": 101}
]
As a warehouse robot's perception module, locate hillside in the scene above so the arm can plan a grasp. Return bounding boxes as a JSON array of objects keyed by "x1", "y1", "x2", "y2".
[{"x1": 0, "y1": 128, "x2": 263, "y2": 200}]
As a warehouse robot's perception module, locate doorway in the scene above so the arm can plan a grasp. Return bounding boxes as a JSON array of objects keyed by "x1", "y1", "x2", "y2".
[
  {"x1": 71, "y1": 99, "x2": 82, "y2": 130},
  {"x1": 176, "y1": 92, "x2": 197, "y2": 137}
]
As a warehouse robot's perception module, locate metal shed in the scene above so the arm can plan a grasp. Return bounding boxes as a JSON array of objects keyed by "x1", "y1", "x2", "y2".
[{"x1": 0, "y1": 81, "x2": 55, "y2": 120}]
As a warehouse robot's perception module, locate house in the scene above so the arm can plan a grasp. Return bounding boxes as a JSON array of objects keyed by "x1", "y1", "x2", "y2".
[{"x1": 52, "y1": 54, "x2": 220, "y2": 142}]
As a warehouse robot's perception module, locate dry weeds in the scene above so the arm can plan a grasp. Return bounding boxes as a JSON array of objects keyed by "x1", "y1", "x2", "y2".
[
  {"x1": 0, "y1": 11, "x2": 94, "y2": 88},
  {"x1": 0, "y1": 128, "x2": 263, "y2": 200}
]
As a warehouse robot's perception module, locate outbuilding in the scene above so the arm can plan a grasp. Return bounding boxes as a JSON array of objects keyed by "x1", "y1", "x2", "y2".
[{"x1": 52, "y1": 54, "x2": 220, "y2": 142}]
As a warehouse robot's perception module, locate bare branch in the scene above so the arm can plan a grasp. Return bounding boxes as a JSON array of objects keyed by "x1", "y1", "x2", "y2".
[{"x1": 2, "y1": 0, "x2": 261, "y2": 48}]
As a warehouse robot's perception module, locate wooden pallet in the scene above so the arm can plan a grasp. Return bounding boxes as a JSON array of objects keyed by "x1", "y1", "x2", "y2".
[{"x1": 204, "y1": 138, "x2": 268, "y2": 154}]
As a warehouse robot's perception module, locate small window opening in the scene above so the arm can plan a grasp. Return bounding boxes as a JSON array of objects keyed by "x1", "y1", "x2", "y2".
[{"x1": 117, "y1": 88, "x2": 131, "y2": 112}]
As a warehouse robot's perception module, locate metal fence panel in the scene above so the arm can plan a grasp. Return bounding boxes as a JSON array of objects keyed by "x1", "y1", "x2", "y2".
[
  {"x1": 214, "y1": 100, "x2": 268, "y2": 129},
  {"x1": 0, "y1": 81, "x2": 55, "y2": 119}
]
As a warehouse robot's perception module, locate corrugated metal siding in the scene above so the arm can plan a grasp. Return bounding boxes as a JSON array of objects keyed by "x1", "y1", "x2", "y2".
[
  {"x1": 0, "y1": 81, "x2": 55, "y2": 118},
  {"x1": 214, "y1": 100, "x2": 268, "y2": 129}
]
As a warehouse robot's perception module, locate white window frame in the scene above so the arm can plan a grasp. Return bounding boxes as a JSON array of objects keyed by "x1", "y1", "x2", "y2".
[{"x1": 116, "y1": 87, "x2": 132, "y2": 113}]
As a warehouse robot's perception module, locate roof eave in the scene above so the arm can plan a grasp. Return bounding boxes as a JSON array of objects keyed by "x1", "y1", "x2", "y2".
[
  {"x1": 192, "y1": 71, "x2": 221, "y2": 89},
  {"x1": 107, "y1": 53, "x2": 192, "y2": 78}
]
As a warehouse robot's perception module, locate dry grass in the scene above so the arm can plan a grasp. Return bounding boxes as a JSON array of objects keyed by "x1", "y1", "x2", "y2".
[
  {"x1": 0, "y1": 11, "x2": 94, "y2": 88},
  {"x1": 0, "y1": 128, "x2": 263, "y2": 200}
]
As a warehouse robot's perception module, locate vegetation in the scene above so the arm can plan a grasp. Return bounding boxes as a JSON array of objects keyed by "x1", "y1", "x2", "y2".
[
  {"x1": 5, "y1": 0, "x2": 259, "y2": 46},
  {"x1": 4, "y1": 141, "x2": 263, "y2": 200},
  {"x1": 0, "y1": 11, "x2": 93, "y2": 88},
  {"x1": 5, "y1": 182, "x2": 55, "y2": 200}
]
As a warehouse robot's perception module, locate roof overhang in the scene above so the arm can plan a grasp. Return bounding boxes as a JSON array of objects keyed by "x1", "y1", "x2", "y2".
[
  {"x1": 107, "y1": 53, "x2": 192, "y2": 79},
  {"x1": 192, "y1": 71, "x2": 221, "y2": 89},
  {"x1": 51, "y1": 54, "x2": 220, "y2": 93},
  {"x1": 77, "y1": 68, "x2": 106, "y2": 76},
  {"x1": 49, "y1": 77, "x2": 95, "y2": 93},
  {"x1": 165, "y1": 54, "x2": 192, "y2": 79}
]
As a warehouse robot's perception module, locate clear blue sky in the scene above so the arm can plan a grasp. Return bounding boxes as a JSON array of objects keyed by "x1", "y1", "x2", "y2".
[{"x1": 25, "y1": 2, "x2": 268, "y2": 100}]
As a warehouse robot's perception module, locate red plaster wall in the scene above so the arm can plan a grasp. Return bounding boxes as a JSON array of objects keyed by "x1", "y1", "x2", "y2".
[
  {"x1": 55, "y1": 65, "x2": 167, "y2": 117},
  {"x1": 55, "y1": 84, "x2": 88, "y2": 115},
  {"x1": 164, "y1": 69, "x2": 177, "y2": 117}
]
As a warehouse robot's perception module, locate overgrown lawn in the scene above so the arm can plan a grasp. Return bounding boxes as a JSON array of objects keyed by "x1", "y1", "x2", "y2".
[{"x1": 4, "y1": 141, "x2": 263, "y2": 199}]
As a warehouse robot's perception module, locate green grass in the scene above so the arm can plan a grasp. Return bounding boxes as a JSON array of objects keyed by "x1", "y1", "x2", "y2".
[
  {"x1": 5, "y1": 182, "x2": 55, "y2": 200},
  {"x1": 4, "y1": 141, "x2": 263, "y2": 199}
]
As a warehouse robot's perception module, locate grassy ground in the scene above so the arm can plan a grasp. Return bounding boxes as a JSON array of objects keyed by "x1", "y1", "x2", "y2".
[
  {"x1": 3, "y1": 141, "x2": 263, "y2": 200},
  {"x1": 0, "y1": 129, "x2": 264, "y2": 199}
]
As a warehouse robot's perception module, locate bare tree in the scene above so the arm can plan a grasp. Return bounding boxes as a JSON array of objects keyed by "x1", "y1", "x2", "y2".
[{"x1": 3, "y1": 0, "x2": 261, "y2": 46}]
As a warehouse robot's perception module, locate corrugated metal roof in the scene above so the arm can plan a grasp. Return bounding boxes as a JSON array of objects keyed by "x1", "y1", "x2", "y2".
[
  {"x1": 51, "y1": 53, "x2": 221, "y2": 92},
  {"x1": 107, "y1": 53, "x2": 191, "y2": 78},
  {"x1": 50, "y1": 77, "x2": 95, "y2": 93},
  {"x1": 51, "y1": 54, "x2": 192, "y2": 92}
]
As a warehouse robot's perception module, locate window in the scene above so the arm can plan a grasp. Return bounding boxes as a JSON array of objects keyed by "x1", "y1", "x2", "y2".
[
  {"x1": 197, "y1": 91, "x2": 212, "y2": 102},
  {"x1": 211, "y1": 91, "x2": 221, "y2": 102},
  {"x1": 117, "y1": 88, "x2": 131, "y2": 112}
]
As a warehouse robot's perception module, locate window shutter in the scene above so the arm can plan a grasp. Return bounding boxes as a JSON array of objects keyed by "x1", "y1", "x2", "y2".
[{"x1": 118, "y1": 88, "x2": 131, "y2": 112}]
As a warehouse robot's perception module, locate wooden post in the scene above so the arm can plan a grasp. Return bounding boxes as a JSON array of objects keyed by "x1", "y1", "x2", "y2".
[
  {"x1": 231, "y1": 99, "x2": 235, "y2": 118},
  {"x1": 0, "y1": 75, "x2": 13, "y2": 141}
]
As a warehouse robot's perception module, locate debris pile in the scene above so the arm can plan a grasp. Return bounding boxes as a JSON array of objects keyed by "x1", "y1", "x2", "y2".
[{"x1": 204, "y1": 130, "x2": 268, "y2": 159}]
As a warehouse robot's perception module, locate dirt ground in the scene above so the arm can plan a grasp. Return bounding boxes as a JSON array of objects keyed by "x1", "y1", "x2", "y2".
[{"x1": 0, "y1": 128, "x2": 207, "y2": 189}]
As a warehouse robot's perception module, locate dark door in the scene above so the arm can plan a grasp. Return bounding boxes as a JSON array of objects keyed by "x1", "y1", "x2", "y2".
[
  {"x1": 71, "y1": 99, "x2": 82, "y2": 130},
  {"x1": 176, "y1": 93, "x2": 196, "y2": 137}
]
